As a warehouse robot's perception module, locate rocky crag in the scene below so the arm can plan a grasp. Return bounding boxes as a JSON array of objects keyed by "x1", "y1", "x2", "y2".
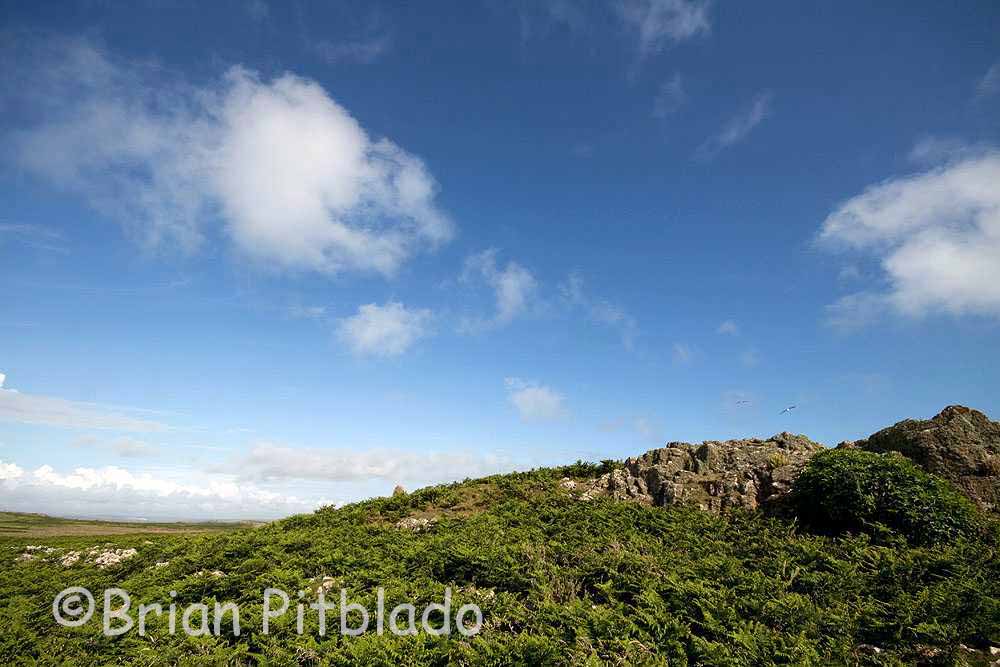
[
  {"x1": 568, "y1": 405, "x2": 1000, "y2": 514},
  {"x1": 565, "y1": 432, "x2": 822, "y2": 512}
]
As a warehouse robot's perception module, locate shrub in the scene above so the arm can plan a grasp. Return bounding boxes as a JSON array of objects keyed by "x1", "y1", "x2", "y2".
[{"x1": 791, "y1": 448, "x2": 979, "y2": 545}]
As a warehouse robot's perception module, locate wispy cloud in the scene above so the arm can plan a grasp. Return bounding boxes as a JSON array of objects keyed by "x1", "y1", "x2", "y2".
[
  {"x1": 0, "y1": 379, "x2": 166, "y2": 433},
  {"x1": 696, "y1": 92, "x2": 772, "y2": 161},
  {"x1": 618, "y1": 0, "x2": 711, "y2": 58},
  {"x1": 740, "y1": 348, "x2": 760, "y2": 368},
  {"x1": 560, "y1": 272, "x2": 638, "y2": 349},
  {"x1": 716, "y1": 319, "x2": 739, "y2": 335},
  {"x1": 0, "y1": 222, "x2": 67, "y2": 253},
  {"x1": 461, "y1": 249, "x2": 538, "y2": 331},
  {"x1": 599, "y1": 415, "x2": 664, "y2": 444},
  {"x1": 653, "y1": 72, "x2": 686, "y2": 117},
  {"x1": 977, "y1": 62, "x2": 1000, "y2": 98},
  {"x1": 336, "y1": 302, "x2": 433, "y2": 357},
  {"x1": 72, "y1": 436, "x2": 160, "y2": 458},
  {"x1": 246, "y1": 0, "x2": 268, "y2": 22},
  {"x1": 233, "y1": 443, "x2": 513, "y2": 483},
  {"x1": 311, "y1": 34, "x2": 392, "y2": 65},
  {"x1": 510, "y1": 0, "x2": 587, "y2": 48},
  {"x1": 505, "y1": 377, "x2": 568, "y2": 422},
  {"x1": 671, "y1": 342, "x2": 693, "y2": 365},
  {"x1": 287, "y1": 304, "x2": 328, "y2": 320}
]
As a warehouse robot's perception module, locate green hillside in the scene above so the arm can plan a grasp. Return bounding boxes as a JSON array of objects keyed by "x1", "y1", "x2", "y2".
[{"x1": 2, "y1": 457, "x2": 998, "y2": 666}]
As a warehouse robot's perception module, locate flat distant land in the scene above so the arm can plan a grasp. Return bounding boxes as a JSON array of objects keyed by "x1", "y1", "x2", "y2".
[{"x1": 0, "y1": 510, "x2": 258, "y2": 538}]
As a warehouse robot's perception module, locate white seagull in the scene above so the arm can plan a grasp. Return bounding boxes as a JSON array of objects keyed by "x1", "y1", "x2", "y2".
[{"x1": 778, "y1": 405, "x2": 797, "y2": 415}]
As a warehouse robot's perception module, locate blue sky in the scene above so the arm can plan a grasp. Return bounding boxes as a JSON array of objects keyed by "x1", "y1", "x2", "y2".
[{"x1": 1, "y1": 0, "x2": 999, "y2": 520}]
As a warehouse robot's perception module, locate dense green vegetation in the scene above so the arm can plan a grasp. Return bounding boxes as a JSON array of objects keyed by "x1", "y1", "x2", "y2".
[
  {"x1": 1, "y1": 461, "x2": 998, "y2": 665},
  {"x1": 0, "y1": 511, "x2": 252, "y2": 538},
  {"x1": 791, "y1": 449, "x2": 982, "y2": 546}
]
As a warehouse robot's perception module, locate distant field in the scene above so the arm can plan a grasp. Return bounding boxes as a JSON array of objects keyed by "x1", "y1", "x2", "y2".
[{"x1": 0, "y1": 511, "x2": 257, "y2": 538}]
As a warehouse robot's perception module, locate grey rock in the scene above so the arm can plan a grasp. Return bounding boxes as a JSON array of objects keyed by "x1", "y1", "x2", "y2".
[{"x1": 578, "y1": 432, "x2": 823, "y2": 513}]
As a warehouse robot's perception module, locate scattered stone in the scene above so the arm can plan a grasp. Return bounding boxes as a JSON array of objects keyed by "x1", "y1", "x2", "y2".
[
  {"x1": 154, "y1": 561, "x2": 170, "y2": 568},
  {"x1": 395, "y1": 516, "x2": 436, "y2": 532},
  {"x1": 559, "y1": 478, "x2": 577, "y2": 490},
  {"x1": 60, "y1": 551, "x2": 81, "y2": 567},
  {"x1": 856, "y1": 644, "x2": 883, "y2": 655},
  {"x1": 193, "y1": 569, "x2": 225, "y2": 578},
  {"x1": 315, "y1": 576, "x2": 339, "y2": 595},
  {"x1": 93, "y1": 548, "x2": 138, "y2": 569},
  {"x1": 18, "y1": 545, "x2": 58, "y2": 562}
]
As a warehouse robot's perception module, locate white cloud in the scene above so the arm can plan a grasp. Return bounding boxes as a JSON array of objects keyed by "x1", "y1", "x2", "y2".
[
  {"x1": 0, "y1": 387, "x2": 166, "y2": 432},
  {"x1": 0, "y1": 460, "x2": 316, "y2": 521},
  {"x1": 653, "y1": 72, "x2": 686, "y2": 117},
  {"x1": 716, "y1": 320, "x2": 739, "y2": 335},
  {"x1": 0, "y1": 372, "x2": 5, "y2": 388},
  {"x1": 978, "y1": 62, "x2": 1000, "y2": 98},
  {"x1": 505, "y1": 378, "x2": 568, "y2": 422},
  {"x1": 234, "y1": 443, "x2": 513, "y2": 483},
  {"x1": 6, "y1": 37, "x2": 452, "y2": 277},
  {"x1": 560, "y1": 272, "x2": 638, "y2": 349},
  {"x1": 618, "y1": 0, "x2": 711, "y2": 57},
  {"x1": 0, "y1": 460, "x2": 24, "y2": 480},
  {"x1": 461, "y1": 249, "x2": 538, "y2": 330},
  {"x1": 696, "y1": 92, "x2": 772, "y2": 160},
  {"x1": 820, "y1": 151, "x2": 1000, "y2": 326},
  {"x1": 671, "y1": 342, "x2": 693, "y2": 365},
  {"x1": 337, "y1": 301, "x2": 432, "y2": 357}
]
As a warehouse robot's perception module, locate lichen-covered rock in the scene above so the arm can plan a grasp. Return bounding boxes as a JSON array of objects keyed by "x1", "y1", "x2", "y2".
[
  {"x1": 578, "y1": 432, "x2": 824, "y2": 512},
  {"x1": 846, "y1": 405, "x2": 1000, "y2": 512}
]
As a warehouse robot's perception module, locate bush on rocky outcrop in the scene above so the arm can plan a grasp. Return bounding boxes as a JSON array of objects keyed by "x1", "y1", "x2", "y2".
[
  {"x1": 847, "y1": 405, "x2": 1000, "y2": 513},
  {"x1": 791, "y1": 448, "x2": 980, "y2": 545}
]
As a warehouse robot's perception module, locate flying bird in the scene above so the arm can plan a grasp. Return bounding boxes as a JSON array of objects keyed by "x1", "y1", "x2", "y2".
[
  {"x1": 779, "y1": 405, "x2": 797, "y2": 415},
  {"x1": 736, "y1": 400, "x2": 751, "y2": 406}
]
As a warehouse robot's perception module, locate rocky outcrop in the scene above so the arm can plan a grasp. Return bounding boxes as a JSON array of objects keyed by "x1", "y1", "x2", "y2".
[
  {"x1": 566, "y1": 406, "x2": 1000, "y2": 515},
  {"x1": 572, "y1": 432, "x2": 824, "y2": 513},
  {"x1": 844, "y1": 405, "x2": 1000, "y2": 512}
]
